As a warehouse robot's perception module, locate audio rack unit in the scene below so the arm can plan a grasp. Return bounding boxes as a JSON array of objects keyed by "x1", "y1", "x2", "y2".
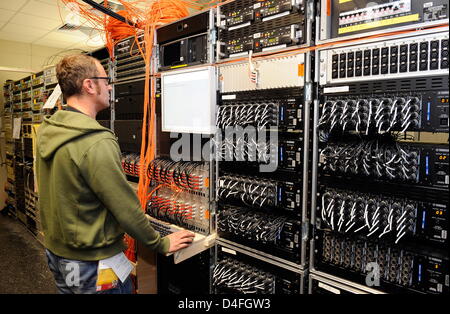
[
  {"x1": 147, "y1": 186, "x2": 210, "y2": 234},
  {"x1": 314, "y1": 230, "x2": 449, "y2": 294},
  {"x1": 217, "y1": 204, "x2": 302, "y2": 262},
  {"x1": 319, "y1": 0, "x2": 449, "y2": 42},
  {"x1": 114, "y1": 33, "x2": 146, "y2": 81},
  {"x1": 309, "y1": 273, "x2": 384, "y2": 294},
  {"x1": 217, "y1": 0, "x2": 307, "y2": 59},
  {"x1": 215, "y1": 243, "x2": 304, "y2": 294},
  {"x1": 318, "y1": 87, "x2": 449, "y2": 134},
  {"x1": 316, "y1": 187, "x2": 448, "y2": 247},
  {"x1": 114, "y1": 79, "x2": 146, "y2": 120},
  {"x1": 319, "y1": 140, "x2": 449, "y2": 189},
  {"x1": 218, "y1": 136, "x2": 303, "y2": 173},
  {"x1": 219, "y1": 88, "x2": 304, "y2": 132},
  {"x1": 218, "y1": 173, "x2": 302, "y2": 215},
  {"x1": 319, "y1": 31, "x2": 449, "y2": 85},
  {"x1": 157, "y1": 9, "x2": 215, "y2": 71},
  {"x1": 114, "y1": 120, "x2": 143, "y2": 154}
]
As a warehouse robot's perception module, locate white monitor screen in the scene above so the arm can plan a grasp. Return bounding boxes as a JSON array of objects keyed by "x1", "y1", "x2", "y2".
[{"x1": 161, "y1": 66, "x2": 216, "y2": 134}]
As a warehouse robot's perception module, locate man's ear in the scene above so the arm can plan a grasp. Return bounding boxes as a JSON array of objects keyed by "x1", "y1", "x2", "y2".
[{"x1": 82, "y1": 78, "x2": 96, "y2": 96}]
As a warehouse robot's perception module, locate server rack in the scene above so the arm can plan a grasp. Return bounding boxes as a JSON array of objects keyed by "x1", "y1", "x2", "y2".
[{"x1": 310, "y1": 26, "x2": 449, "y2": 294}]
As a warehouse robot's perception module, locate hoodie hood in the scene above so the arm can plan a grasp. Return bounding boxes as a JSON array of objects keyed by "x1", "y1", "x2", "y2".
[{"x1": 37, "y1": 110, "x2": 114, "y2": 160}]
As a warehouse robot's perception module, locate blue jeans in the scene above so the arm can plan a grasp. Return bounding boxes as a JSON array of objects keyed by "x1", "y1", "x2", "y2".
[{"x1": 45, "y1": 249, "x2": 133, "y2": 294}]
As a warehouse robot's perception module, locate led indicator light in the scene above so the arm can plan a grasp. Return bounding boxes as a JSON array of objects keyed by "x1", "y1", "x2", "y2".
[
  {"x1": 422, "y1": 211, "x2": 426, "y2": 229},
  {"x1": 426, "y1": 156, "x2": 429, "y2": 175},
  {"x1": 427, "y1": 102, "x2": 431, "y2": 120},
  {"x1": 418, "y1": 264, "x2": 422, "y2": 282}
]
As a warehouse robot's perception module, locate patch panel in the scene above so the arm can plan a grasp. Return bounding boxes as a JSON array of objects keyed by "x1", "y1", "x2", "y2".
[
  {"x1": 320, "y1": 0, "x2": 449, "y2": 41},
  {"x1": 317, "y1": 187, "x2": 448, "y2": 246},
  {"x1": 319, "y1": 140, "x2": 449, "y2": 189},
  {"x1": 315, "y1": 230, "x2": 449, "y2": 294},
  {"x1": 218, "y1": 173, "x2": 302, "y2": 214},
  {"x1": 217, "y1": 204, "x2": 301, "y2": 262},
  {"x1": 147, "y1": 158, "x2": 209, "y2": 195},
  {"x1": 121, "y1": 153, "x2": 140, "y2": 177},
  {"x1": 320, "y1": 32, "x2": 449, "y2": 85},
  {"x1": 114, "y1": 34, "x2": 146, "y2": 81},
  {"x1": 219, "y1": 88, "x2": 303, "y2": 132},
  {"x1": 147, "y1": 186, "x2": 210, "y2": 234},
  {"x1": 319, "y1": 82, "x2": 449, "y2": 133},
  {"x1": 215, "y1": 244, "x2": 302, "y2": 294},
  {"x1": 218, "y1": 136, "x2": 303, "y2": 173}
]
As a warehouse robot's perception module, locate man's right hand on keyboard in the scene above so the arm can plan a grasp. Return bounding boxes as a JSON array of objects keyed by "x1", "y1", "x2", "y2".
[{"x1": 166, "y1": 230, "x2": 195, "y2": 253}]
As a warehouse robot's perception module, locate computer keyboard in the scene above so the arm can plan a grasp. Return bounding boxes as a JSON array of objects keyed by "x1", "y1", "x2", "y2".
[{"x1": 146, "y1": 215, "x2": 216, "y2": 264}]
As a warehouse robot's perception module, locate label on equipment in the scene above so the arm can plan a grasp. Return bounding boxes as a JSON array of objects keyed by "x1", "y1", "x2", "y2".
[
  {"x1": 253, "y1": 33, "x2": 261, "y2": 39},
  {"x1": 423, "y1": 2, "x2": 433, "y2": 8},
  {"x1": 12, "y1": 117, "x2": 22, "y2": 139},
  {"x1": 222, "y1": 94, "x2": 237, "y2": 100},
  {"x1": 318, "y1": 282, "x2": 341, "y2": 294},
  {"x1": 254, "y1": 3, "x2": 261, "y2": 9},
  {"x1": 323, "y1": 86, "x2": 350, "y2": 93},
  {"x1": 221, "y1": 247, "x2": 237, "y2": 255},
  {"x1": 262, "y1": 11, "x2": 291, "y2": 22},
  {"x1": 262, "y1": 44, "x2": 287, "y2": 52},
  {"x1": 338, "y1": 14, "x2": 419, "y2": 34},
  {"x1": 228, "y1": 22, "x2": 251, "y2": 31}
]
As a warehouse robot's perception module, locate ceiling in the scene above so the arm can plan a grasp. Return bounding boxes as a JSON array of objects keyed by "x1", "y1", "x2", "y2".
[
  {"x1": 0, "y1": 0, "x2": 208, "y2": 52},
  {"x1": 0, "y1": 0, "x2": 116, "y2": 51}
]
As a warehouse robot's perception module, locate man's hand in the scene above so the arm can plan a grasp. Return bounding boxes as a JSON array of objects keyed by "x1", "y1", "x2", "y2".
[{"x1": 166, "y1": 230, "x2": 195, "y2": 253}]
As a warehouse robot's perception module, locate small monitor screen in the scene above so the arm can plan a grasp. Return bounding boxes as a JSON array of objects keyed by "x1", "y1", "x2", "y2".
[{"x1": 162, "y1": 66, "x2": 216, "y2": 134}]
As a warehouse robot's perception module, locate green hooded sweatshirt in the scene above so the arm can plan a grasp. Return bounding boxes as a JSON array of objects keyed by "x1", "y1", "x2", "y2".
[{"x1": 36, "y1": 109, "x2": 169, "y2": 261}]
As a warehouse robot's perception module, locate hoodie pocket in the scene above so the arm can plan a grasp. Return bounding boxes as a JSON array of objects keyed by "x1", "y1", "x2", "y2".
[
  {"x1": 71, "y1": 206, "x2": 111, "y2": 249},
  {"x1": 103, "y1": 211, "x2": 124, "y2": 245}
]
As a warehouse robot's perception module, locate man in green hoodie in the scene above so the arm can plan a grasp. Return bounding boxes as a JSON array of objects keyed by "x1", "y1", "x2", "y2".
[{"x1": 36, "y1": 54, "x2": 195, "y2": 294}]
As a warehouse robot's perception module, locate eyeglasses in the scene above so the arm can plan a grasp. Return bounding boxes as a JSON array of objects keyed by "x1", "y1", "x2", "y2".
[{"x1": 89, "y1": 76, "x2": 112, "y2": 85}]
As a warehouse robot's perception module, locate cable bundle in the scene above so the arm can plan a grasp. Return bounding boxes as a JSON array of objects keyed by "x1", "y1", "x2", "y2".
[
  {"x1": 147, "y1": 159, "x2": 208, "y2": 192},
  {"x1": 217, "y1": 102, "x2": 279, "y2": 129},
  {"x1": 320, "y1": 140, "x2": 419, "y2": 182},
  {"x1": 147, "y1": 187, "x2": 209, "y2": 233},
  {"x1": 216, "y1": 135, "x2": 275, "y2": 163},
  {"x1": 218, "y1": 205, "x2": 288, "y2": 244},
  {"x1": 318, "y1": 96, "x2": 421, "y2": 134},
  {"x1": 218, "y1": 174, "x2": 277, "y2": 208},
  {"x1": 213, "y1": 258, "x2": 275, "y2": 294},
  {"x1": 121, "y1": 153, "x2": 140, "y2": 176},
  {"x1": 320, "y1": 188, "x2": 417, "y2": 244}
]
